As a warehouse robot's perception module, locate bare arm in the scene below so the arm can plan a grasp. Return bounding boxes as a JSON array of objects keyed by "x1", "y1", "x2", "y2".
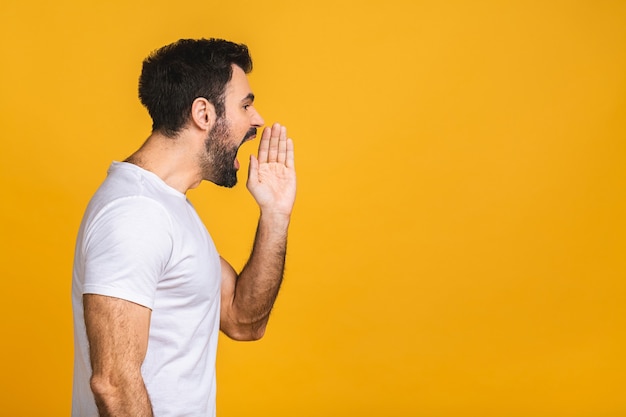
[
  {"x1": 220, "y1": 123, "x2": 296, "y2": 341},
  {"x1": 84, "y1": 294, "x2": 153, "y2": 416}
]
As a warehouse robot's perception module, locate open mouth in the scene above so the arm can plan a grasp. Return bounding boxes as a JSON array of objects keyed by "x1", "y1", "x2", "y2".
[{"x1": 234, "y1": 128, "x2": 258, "y2": 169}]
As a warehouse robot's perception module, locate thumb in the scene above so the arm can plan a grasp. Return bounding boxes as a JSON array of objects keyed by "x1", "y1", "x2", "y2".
[{"x1": 247, "y1": 154, "x2": 258, "y2": 185}]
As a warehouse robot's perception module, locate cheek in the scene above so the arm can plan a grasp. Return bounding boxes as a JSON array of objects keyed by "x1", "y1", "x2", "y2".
[
  {"x1": 226, "y1": 110, "x2": 248, "y2": 134},
  {"x1": 235, "y1": 120, "x2": 250, "y2": 139}
]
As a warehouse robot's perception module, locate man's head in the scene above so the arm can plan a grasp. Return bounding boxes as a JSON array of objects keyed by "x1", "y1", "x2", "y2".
[
  {"x1": 139, "y1": 38, "x2": 264, "y2": 188},
  {"x1": 138, "y1": 38, "x2": 253, "y2": 137}
]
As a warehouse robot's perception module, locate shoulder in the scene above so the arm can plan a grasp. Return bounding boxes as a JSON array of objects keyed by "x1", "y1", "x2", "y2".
[
  {"x1": 85, "y1": 196, "x2": 174, "y2": 247},
  {"x1": 84, "y1": 162, "x2": 183, "y2": 232}
]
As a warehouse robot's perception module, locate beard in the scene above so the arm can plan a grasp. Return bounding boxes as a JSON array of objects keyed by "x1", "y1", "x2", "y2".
[
  {"x1": 201, "y1": 117, "x2": 239, "y2": 188},
  {"x1": 201, "y1": 118, "x2": 257, "y2": 188}
]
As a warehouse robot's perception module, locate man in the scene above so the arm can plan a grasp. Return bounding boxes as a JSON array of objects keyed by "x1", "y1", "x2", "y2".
[{"x1": 71, "y1": 38, "x2": 296, "y2": 417}]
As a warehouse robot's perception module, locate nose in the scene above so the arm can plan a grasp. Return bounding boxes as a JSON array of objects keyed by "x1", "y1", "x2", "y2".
[{"x1": 251, "y1": 108, "x2": 264, "y2": 128}]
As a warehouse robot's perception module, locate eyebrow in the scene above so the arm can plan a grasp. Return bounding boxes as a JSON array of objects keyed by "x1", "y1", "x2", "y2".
[{"x1": 241, "y1": 93, "x2": 255, "y2": 103}]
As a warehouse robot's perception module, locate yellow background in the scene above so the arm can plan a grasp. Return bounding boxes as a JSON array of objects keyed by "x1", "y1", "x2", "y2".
[{"x1": 1, "y1": 1, "x2": 625, "y2": 416}]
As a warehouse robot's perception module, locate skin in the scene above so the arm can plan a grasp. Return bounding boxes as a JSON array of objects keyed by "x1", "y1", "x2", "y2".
[{"x1": 84, "y1": 65, "x2": 296, "y2": 416}]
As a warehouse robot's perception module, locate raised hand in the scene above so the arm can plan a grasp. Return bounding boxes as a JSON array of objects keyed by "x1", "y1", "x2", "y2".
[
  {"x1": 247, "y1": 123, "x2": 296, "y2": 216},
  {"x1": 221, "y1": 123, "x2": 296, "y2": 340}
]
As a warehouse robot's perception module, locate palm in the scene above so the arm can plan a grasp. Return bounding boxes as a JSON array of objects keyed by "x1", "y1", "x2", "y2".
[{"x1": 247, "y1": 123, "x2": 296, "y2": 216}]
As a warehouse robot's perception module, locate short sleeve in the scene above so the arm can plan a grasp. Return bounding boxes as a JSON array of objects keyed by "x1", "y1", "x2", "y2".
[{"x1": 82, "y1": 196, "x2": 173, "y2": 309}]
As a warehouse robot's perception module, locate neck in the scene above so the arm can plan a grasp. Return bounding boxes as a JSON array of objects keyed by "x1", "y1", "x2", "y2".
[{"x1": 125, "y1": 130, "x2": 204, "y2": 194}]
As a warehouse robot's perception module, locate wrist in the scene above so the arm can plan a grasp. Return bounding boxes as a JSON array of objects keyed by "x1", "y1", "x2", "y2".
[{"x1": 258, "y1": 209, "x2": 292, "y2": 227}]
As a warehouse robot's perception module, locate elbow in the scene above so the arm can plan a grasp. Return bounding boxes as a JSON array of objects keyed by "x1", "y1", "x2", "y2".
[
  {"x1": 89, "y1": 374, "x2": 116, "y2": 407},
  {"x1": 221, "y1": 320, "x2": 267, "y2": 341},
  {"x1": 229, "y1": 329, "x2": 266, "y2": 342},
  {"x1": 89, "y1": 371, "x2": 140, "y2": 408}
]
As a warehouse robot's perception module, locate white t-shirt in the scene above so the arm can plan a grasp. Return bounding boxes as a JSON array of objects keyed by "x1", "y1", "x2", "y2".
[{"x1": 72, "y1": 162, "x2": 221, "y2": 417}]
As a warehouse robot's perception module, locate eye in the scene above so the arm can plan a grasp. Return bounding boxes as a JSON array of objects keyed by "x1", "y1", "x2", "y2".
[{"x1": 243, "y1": 104, "x2": 251, "y2": 110}]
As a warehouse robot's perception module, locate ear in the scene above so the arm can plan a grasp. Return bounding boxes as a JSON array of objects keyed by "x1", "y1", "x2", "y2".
[{"x1": 190, "y1": 97, "x2": 216, "y2": 132}]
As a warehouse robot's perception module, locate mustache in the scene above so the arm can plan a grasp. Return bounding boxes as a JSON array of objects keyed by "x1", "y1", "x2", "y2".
[{"x1": 244, "y1": 128, "x2": 257, "y2": 140}]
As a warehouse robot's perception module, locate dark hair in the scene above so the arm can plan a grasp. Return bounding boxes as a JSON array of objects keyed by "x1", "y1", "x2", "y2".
[{"x1": 138, "y1": 38, "x2": 252, "y2": 137}]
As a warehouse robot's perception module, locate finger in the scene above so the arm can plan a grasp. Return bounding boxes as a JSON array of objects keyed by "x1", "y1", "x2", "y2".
[
  {"x1": 257, "y1": 125, "x2": 271, "y2": 163},
  {"x1": 285, "y1": 138, "x2": 295, "y2": 169},
  {"x1": 267, "y1": 123, "x2": 281, "y2": 163},
  {"x1": 277, "y1": 126, "x2": 288, "y2": 165}
]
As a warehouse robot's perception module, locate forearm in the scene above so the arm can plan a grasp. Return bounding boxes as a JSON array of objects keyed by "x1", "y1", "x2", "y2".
[{"x1": 226, "y1": 212, "x2": 290, "y2": 337}]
